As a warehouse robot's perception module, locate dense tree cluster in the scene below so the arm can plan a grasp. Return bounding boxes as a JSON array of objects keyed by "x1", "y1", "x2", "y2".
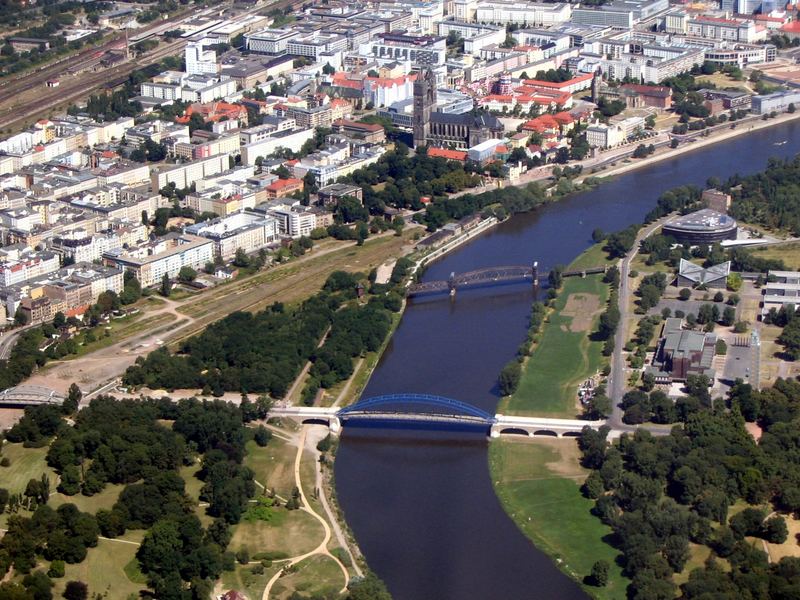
[
  {"x1": 580, "y1": 376, "x2": 800, "y2": 598},
  {"x1": 7, "y1": 396, "x2": 261, "y2": 598},
  {"x1": 0, "y1": 503, "x2": 99, "y2": 576},
  {"x1": 726, "y1": 156, "x2": 800, "y2": 235},
  {"x1": 123, "y1": 294, "x2": 335, "y2": 396}
]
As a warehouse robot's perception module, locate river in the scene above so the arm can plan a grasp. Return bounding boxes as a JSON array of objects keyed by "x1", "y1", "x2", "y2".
[{"x1": 334, "y1": 121, "x2": 800, "y2": 600}]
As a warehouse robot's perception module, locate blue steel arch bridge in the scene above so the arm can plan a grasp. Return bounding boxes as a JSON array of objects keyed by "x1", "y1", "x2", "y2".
[
  {"x1": 407, "y1": 262, "x2": 607, "y2": 298},
  {"x1": 270, "y1": 394, "x2": 608, "y2": 438}
]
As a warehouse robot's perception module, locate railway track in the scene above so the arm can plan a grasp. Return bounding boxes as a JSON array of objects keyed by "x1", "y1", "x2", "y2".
[{"x1": 0, "y1": 0, "x2": 302, "y2": 131}]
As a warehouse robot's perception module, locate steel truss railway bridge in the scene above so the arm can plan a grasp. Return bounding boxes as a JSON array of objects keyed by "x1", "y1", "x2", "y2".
[
  {"x1": 407, "y1": 262, "x2": 607, "y2": 297},
  {"x1": 270, "y1": 394, "x2": 610, "y2": 438}
]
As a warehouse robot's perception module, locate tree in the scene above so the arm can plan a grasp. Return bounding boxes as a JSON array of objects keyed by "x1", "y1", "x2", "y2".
[
  {"x1": 177, "y1": 266, "x2": 197, "y2": 283},
  {"x1": 589, "y1": 560, "x2": 609, "y2": 587},
  {"x1": 14, "y1": 307, "x2": 28, "y2": 326},
  {"x1": 53, "y1": 312, "x2": 66, "y2": 329},
  {"x1": 159, "y1": 273, "x2": 171, "y2": 298},
  {"x1": 63, "y1": 581, "x2": 88, "y2": 600},
  {"x1": 233, "y1": 248, "x2": 250, "y2": 268},
  {"x1": 62, "y1": 383, "x2": 81, "y2": 415},
  {"x1": 347, "y1": 572, "x2": 392, "y2": 600},
  {"x1": 679, "y1": 288, "x2": 691, "y2": 301},
  {"x1": 762, "y1": 515, "x2": 788, "y2": 543},
  {"x1": 253, "y1": 425, "x2": 271, "y2": 447},
  {"x1": 722, "y1": 306, "x2": 736, "y2": 326},
  {"x1": 498, "y1": 360, "x2": 521, "y2": 396}
]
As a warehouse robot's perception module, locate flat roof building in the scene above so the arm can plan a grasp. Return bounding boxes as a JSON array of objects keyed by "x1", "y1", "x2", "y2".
[{"x1": 663, "y1": 209, "x2": 738, "y2": 245}]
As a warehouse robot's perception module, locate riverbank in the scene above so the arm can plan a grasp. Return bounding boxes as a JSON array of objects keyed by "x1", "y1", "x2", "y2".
[
  {"x1": 580, "y1": 109, "x2": 800, "y2": 185},
  {"x1": 489, "y1": 439, "x2": 626, "y2": 599},
  {"x1": 499, "y1": 243, "x2": 614, "y2": 418}
]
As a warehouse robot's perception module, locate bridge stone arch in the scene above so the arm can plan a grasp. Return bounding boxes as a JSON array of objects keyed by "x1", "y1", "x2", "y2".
[
  {"x1": 532, "y1": 429, "x2": 559, "y2": 438},
  {"x1": 498, "y1": 427, "x2": 532, "y2": 437}
]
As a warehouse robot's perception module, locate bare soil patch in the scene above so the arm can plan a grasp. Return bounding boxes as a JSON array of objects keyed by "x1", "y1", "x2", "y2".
[{"x1": 561, "y1": 293, "x2": 601, "y2": 332}]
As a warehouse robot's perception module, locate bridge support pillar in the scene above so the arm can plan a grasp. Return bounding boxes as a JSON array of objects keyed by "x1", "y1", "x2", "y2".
[
  {"x1": 532, "y1": 261, "x2": 539, "y2": 288},
  {"x1": 489, "y1": 425, "x2": 500, "y2": 439},
  {"x1": 448, "y1": 272, "x2": 456, "y2": 297},
  {"x1": 329, "y1": 417, "x2": 342, "y2": 435}
]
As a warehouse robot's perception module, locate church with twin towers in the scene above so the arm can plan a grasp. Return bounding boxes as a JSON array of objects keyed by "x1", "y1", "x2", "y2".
[{"x1": 412, "y1": 68, "x2": 503, "y2": 150}]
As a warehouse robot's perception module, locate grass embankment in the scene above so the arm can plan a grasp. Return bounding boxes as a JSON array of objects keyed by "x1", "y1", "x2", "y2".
[
  {"x1": 746, "y1": 241, "x2": 800, "y2": 271},
  {"x1": 502, "y1": 273, "x2": 610, "y2": 417},
  {"x1": 489, "y1": 439, "x2": 626, "y2": 599}
]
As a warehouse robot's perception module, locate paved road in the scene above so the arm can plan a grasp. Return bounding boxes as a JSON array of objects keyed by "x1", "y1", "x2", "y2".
[{"x1": 607, "y1": 215, "x2": 675, "y2": 431}]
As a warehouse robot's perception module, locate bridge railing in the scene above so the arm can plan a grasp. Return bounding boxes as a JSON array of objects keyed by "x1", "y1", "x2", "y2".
[{"x1": 338, "y1": 393, "x2": 496, "y2": 423}]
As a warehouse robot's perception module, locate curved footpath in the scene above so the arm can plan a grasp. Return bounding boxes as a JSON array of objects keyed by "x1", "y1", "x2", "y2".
[{"x1": 262, "y1": 426, "x2": 351, "y2": 600}]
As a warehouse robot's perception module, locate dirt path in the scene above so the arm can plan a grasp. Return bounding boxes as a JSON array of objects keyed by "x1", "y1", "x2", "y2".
[{"x1": 261, "y1": 426, "x2": 350, "y2": 600}]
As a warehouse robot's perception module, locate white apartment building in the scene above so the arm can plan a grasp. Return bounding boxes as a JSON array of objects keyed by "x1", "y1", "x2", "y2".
[
  {"x1": 286, "y1": 33, "x2": 348, "y2": 62},
  {"x1": 185, "y1": 211, "x2": 279, "y2": 260},
  {"x1": 246, "y1": 28, "x2": 298, "y2": 55},
  {"x1": 0, "y1": 250, "x2": 60, "y2": 287},
  {"x1": 185, "y1": 40, "x2": 219, "y2": 75},
  {"x1": 474, "y1": 1, "x2": 572, "y2": 27},
  {"x1": 150, "y1": 153, "x2": 230, "y2": 192},
  {"x1": 103, "y1": 233, "x2": 214, "y2": 287},
  {"x1": 586, "y1": 122, "x2": 624, "y2": 149},
  {"x1": 267, "y1": 204, "x2": 317, "y2": 238},
  {"x1": 240, "y1": 128, "x2": 316, "y2": 167}
]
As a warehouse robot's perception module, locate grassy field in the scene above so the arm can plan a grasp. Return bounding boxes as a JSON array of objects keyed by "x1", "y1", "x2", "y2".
[
  {"x1": 0, "y1": 442, "x2": 58, "y2": 495},
  {"x1": 243, "y1": 438, "x2": 298, "y2": 498},
  {"x1": 489, "y1": 439, "x2": 626, "y2": 599},
  {"x1": 56, "y1": 538, "x2": 144, "y2": 599},
  {"x1": 746, "y1": 242, "x2": 800, "y2": 271},
  {"x1": 229, "y1": 508, "x2": 323, "y2": 557},
  {"x1": 49, "y1": 482, "x2": 124, "y2": 515},
  {"x1": 502, "y1": 274, "x2": 610, "y2": 417},
  {"x1": 568, "y1": 242, "x2": 614, "y2": 272},
  {"x1": 270, "y1": 555, "x2": 345, "y2": 599}
]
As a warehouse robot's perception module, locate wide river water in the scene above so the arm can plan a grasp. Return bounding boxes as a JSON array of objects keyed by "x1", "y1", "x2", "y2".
[{"x1": 334, "y1": 122, "x2": 800, "y2": 600}]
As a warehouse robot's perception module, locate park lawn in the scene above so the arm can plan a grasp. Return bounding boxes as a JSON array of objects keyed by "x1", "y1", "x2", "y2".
[
  {"x1": 270, "y1": 555, "x2": 345, "y2": 600},
  {"x1": 221, "y1": 564, "x2": 277, "y2": 600},
  {"x1": 503, "y1": 275, "x2": 609, "y2": 417},
  {"x1": 54, "y1": 538, "x2": 144, "y2": 599},
  {"x1": 244, "y1": 438, "x2": 298, "y2": 498},
  {"x1": 567, "y1": 242, "x2": 614, "y2": 272},
  {"x1": 49, "y1": 483, "x2": 124, "y2": 515},
  {"x1": 747, "y1": 242, "x2": 800, "y2": 271},
  {"x1": 229, "y1": 507, "x2": 324, "y2": 558},
  {"x1": 490, "y1": 439, "x2": 626, "y2": 600},
  {"x1": 0, "y1": 442, "x2": 58, "y2": 495}
]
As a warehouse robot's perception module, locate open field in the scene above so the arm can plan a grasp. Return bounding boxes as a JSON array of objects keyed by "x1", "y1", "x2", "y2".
[
  {"x1": 567, "y1": 241, "x2": 614, "y2": 272},
  {"x1": 56, "y1": 538, "x2": 144, "y2": 599},
  {"x1": 0, "y1": 442, "x2": 58, "y2": 495},
  {"x1": 502, "y1": 274, "x2": 609, "y2": 417},
  {"x1": 746, "y1": 242, "x2": 800, "y2": 270},
  {"x1": 49, "y1": 482, "x2": 124, "y2": 515},
  {"x1": 270, "y1": 554, "x2": 346, "y2": 599},
  {"x1": 489, "y1": 439, "x2": 626, "y2": 599},
  {"x1": 244, "y1": 438, "x2": 298, "y2": 498},
  {"x1": 24, "y1": 230, "x2": 418, "y2": 395},
  {"x1": 230, "y1": 508, "x2": 324, "y2": 558}
]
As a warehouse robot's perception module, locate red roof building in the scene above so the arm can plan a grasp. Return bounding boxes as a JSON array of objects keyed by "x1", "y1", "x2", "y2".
[
  {"x1": 427, "y1": 147, "x2": 468, "y2": 162},
  {"x1": 266, "y1": 178, "x2": 304, "y2": 199}
]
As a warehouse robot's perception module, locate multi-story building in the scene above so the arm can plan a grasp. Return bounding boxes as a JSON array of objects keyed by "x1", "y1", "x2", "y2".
[
  {"x1": 245, "y1": 28, "x2": 298, "y2": 55},
  {"x1": 752, "y1": 90, "x2": 800, "y2": 114},
  {"x1": 150, "y1": 154, "x2": 230, "y2": 193},
  {"x1": 266, "y1": 204, "x2": 318, "y2": 238},
  {"x1": 240, "y1": 128, "x2": 316, "y2": 167},
  {"x1": 474, "y1": 1, "x2": 572, "y2": 26},
  {"x1": 316, "y1": 183, "x2": 363, "y2": 207},
  {"x1": 0, "y1": 249, "x2": 60, "y2": 287},
  {"x1": 363, "y1": 33, "x2": 447, "y2": 66},
  {"x1": 185, "y1": 211, "x2": 279, "y2": 260},
  {"x1": 287, "y1": 33, "x2": 348, "y2": 61},
  {"x1": 185, "y1": 40, "x2": 219, "y2": 75},
  {"x1": 102, "y1": 233, "x2": 214, "y2": 287}
]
